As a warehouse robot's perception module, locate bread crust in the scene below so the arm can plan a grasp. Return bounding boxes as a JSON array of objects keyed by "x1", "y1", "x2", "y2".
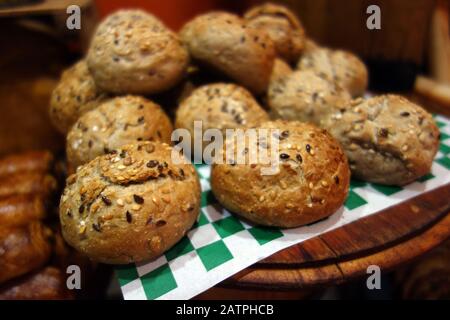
[
  {"x1": 322, "y1": 95, "x2": 439, "y2": 185},
  {"x1": 244, "y1": 3, "x2": 305, "y2": 63},
  {"x1": 180, "y1": 12, "x2": 276, "y2": 94},
  {"x1": 87, "y1": 10, "x2": 189, "y2": 94},
  {"x1": 60, "y1": 141, "x2": 201, "y2": 264},
  {"x1": 297, "y1": 47, "x2": 368, "y2": 97},
  {"x1": 211, "y1": 120, "x2": 350, "y2": 228},
  {"x1": 268, "y1": 70, "x2": 351, "y2": 124},
  {"x1": 66, "y1": 95, "x2": 173, "y2": 169},
  {"x1": 175, "y1": 83, "x2": 269, "y2": 151},
  {"x1": 49, "y1": 60, "x2": 108, "y2": 134}
]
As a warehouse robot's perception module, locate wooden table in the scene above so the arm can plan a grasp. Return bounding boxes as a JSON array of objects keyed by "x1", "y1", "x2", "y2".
[{"x1": 196, "y1": 182, "x2": 450, "y2": 299}]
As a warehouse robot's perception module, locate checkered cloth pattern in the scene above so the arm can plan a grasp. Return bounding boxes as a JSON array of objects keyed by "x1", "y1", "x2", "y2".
[{"x1": 117, "y1": 115, "x2": 450, "y2": 300}]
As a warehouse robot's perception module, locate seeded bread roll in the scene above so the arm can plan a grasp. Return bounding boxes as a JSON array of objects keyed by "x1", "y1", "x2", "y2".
[
  {"x1": 49, "y1": 60, "x2": 108, "y2": 134},
  {"x1": 244, "y1": 3, "x2": 305, "y2": 63},
  {"x1": 297, "y1": 47, "x2": 368, "y2": 97},
  {"x1": 66, "y1": 96, "x2": 173, "y2": 169},
  {"x1": 322, "y1": 95, "x2": 439, "y2": 185},
  {"x1": 87, "y1": 10, "x2": 189, "y2": 94},
  {"x1": 180, "y1": 11, "x2": 275, "y2": 94},
  {"x1": 175, "y1": 83, "x2": 270, "y2": 151},
  {"x1": 59, "y1": 141, "x2": 201, "y2": 264},
  {"x1": 268, "y1": 70, "x2": 351, "y2": 124},
  {"x1": 211, "y1": 120, "x2": 350, "y2": 228}
]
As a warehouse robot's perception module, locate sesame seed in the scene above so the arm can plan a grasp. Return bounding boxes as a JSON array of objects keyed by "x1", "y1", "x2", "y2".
[
  {"x1": 321, "y1": 181, "x2": 328, "y2": 187},
  {"x1": 117, "y1": 199, "x2": 124, "y2": 206},
  {"x1": 306, "y1": 144, "x2": 312, "y2": 153},
  {"x1": 309, "y1": 182, "x2": 314, "y2": 189},
  {"x1": 334, "y1": 176, "x2": 340, "y2": 184},
  {"x1": 296, "y1": 154, "x2": 303, "y2": 163},
  {"x1": 400, "y1": 112, "x2": 410, "y2": 117},
  {"x1": 402, "y1": 145, "x2": 409, "y2": 151},
  {"x1": 78, "y1": 225, "x2": 86, "y2": 234},
  {"x1": 145, "y1": 144, "x2": 155, "y2": 153},
  {"x1": 78, "y1": 204, "x2": 85, "y2": 214},
  {"x1": 131, "y1": 204, "x2": 141, "y2": 211},
  {"x1": 280, "y1": 153, "x2": 290, "y2": 160}
]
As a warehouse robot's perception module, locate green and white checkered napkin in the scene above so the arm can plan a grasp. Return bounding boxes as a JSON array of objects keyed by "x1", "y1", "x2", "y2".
[{"x1": 117, "y1": 115, "x2": 450, "y2": 300}]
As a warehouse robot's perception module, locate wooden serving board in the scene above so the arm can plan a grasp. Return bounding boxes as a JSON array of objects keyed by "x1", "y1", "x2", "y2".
[{"x1": 215, "y1": 182, "x2": 450, "y2": 290}]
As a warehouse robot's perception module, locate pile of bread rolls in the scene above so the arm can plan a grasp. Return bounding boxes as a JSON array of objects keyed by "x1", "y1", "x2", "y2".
[
  {"x1": 0, "y1": 151, "x2": 75, "y2": 299},
  {"x1": 50, "y1": 3, "x2": 440, "y2": 265}
]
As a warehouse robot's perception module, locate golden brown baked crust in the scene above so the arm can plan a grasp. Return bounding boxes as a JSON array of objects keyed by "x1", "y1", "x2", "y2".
[
  {"x1": 87, "y1": 10, "x2": 189, "y2": 94},
  {"x1": 66, "y1": 95, "x2": 173, "y2": 169},
  {"x1": 60, "y1": 141, "x2": 201, "y2": 264},
  {"x1": 0, "y1": 222, "x2": 52, "y2": 284},
  {"x1": 0, "y1": 194, "x2": 46, "y2": 228},
  {"x1": 0, "y1": 150, "x2": 54, "y2": 178},
  {"x1": 49, "y1": 60, "x2": 108, "y2": 134},
  {"x1": 268, "y1": 70, "x2": 351, "y2": 124},
  {"x1": 211, "y1": 120, "x2": 350, "y2": 228},
  {"x1": 322, "y1": 95, "x2": 439, "y2": 185},
  {"x1": 0, "y1": 172, "x2": 57, "y2": 198},
  {"x1": 175, "y1": 83, "x2": 270, "y2": 151},
  {"x1": 180, "y1": 11, "x2": 276, "y2": 94},
  {"x1": 297, "y1": 47, "x2": 368, "y2": 97},
  {"x1": 244, "y1": 3, "x2": 305, "y2": 63},
  {"x1": 0, "y1": 266, "x2": 74, "y2": 300}
]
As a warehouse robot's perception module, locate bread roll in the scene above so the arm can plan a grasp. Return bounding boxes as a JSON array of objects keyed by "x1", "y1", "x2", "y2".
[
  {"x1": 0, "y1": 222, "x2": 52, "y2": 284},
  {"x1": 87, "y1": 10, "x2": 189, "y2": 94},
  {"x1": 211, "y1": 120, "x2": 350, "y2": 227},
  {"x1": 60, "y1": 141, "x2": 201, "y2": 264},
  {"x1": 180, "y1": 12, "x2": 276, "y2": 94}
]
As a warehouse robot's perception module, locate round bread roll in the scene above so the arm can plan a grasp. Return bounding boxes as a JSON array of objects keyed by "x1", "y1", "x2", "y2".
[
  {"x1": 211, "y1": 120, "x2": 350, "y2": 228},
  {"x1": 59, "y1": 141, "x2": 201, "y2": 264},
  {"x1": 175, "y1": 83, "x2": 270, "y2": 151},
  {"x1": 322, "y1": 95, "x2": 439, "y2": 185},
  {"x1": 244, "y1": 3, "x2": 305, "y2": 63},
  {"x1": 268, "y1": 70, "x2": 351, "y2": 124},
  {"x1": 180, "y1": 11, "x2": 275, "y2": 94},
  {"x1": 87, "y1": 10, "x2": 189, "y2": 94},
  {"x1": 67, "y1": 96, "x2": 173, "y2": 169},
  {"x1": 49, "y1": 60, "x2": 108, "y2": 134},
  {"x1": 297, "y1": 47, "x2": 368, "y2": 97}
]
